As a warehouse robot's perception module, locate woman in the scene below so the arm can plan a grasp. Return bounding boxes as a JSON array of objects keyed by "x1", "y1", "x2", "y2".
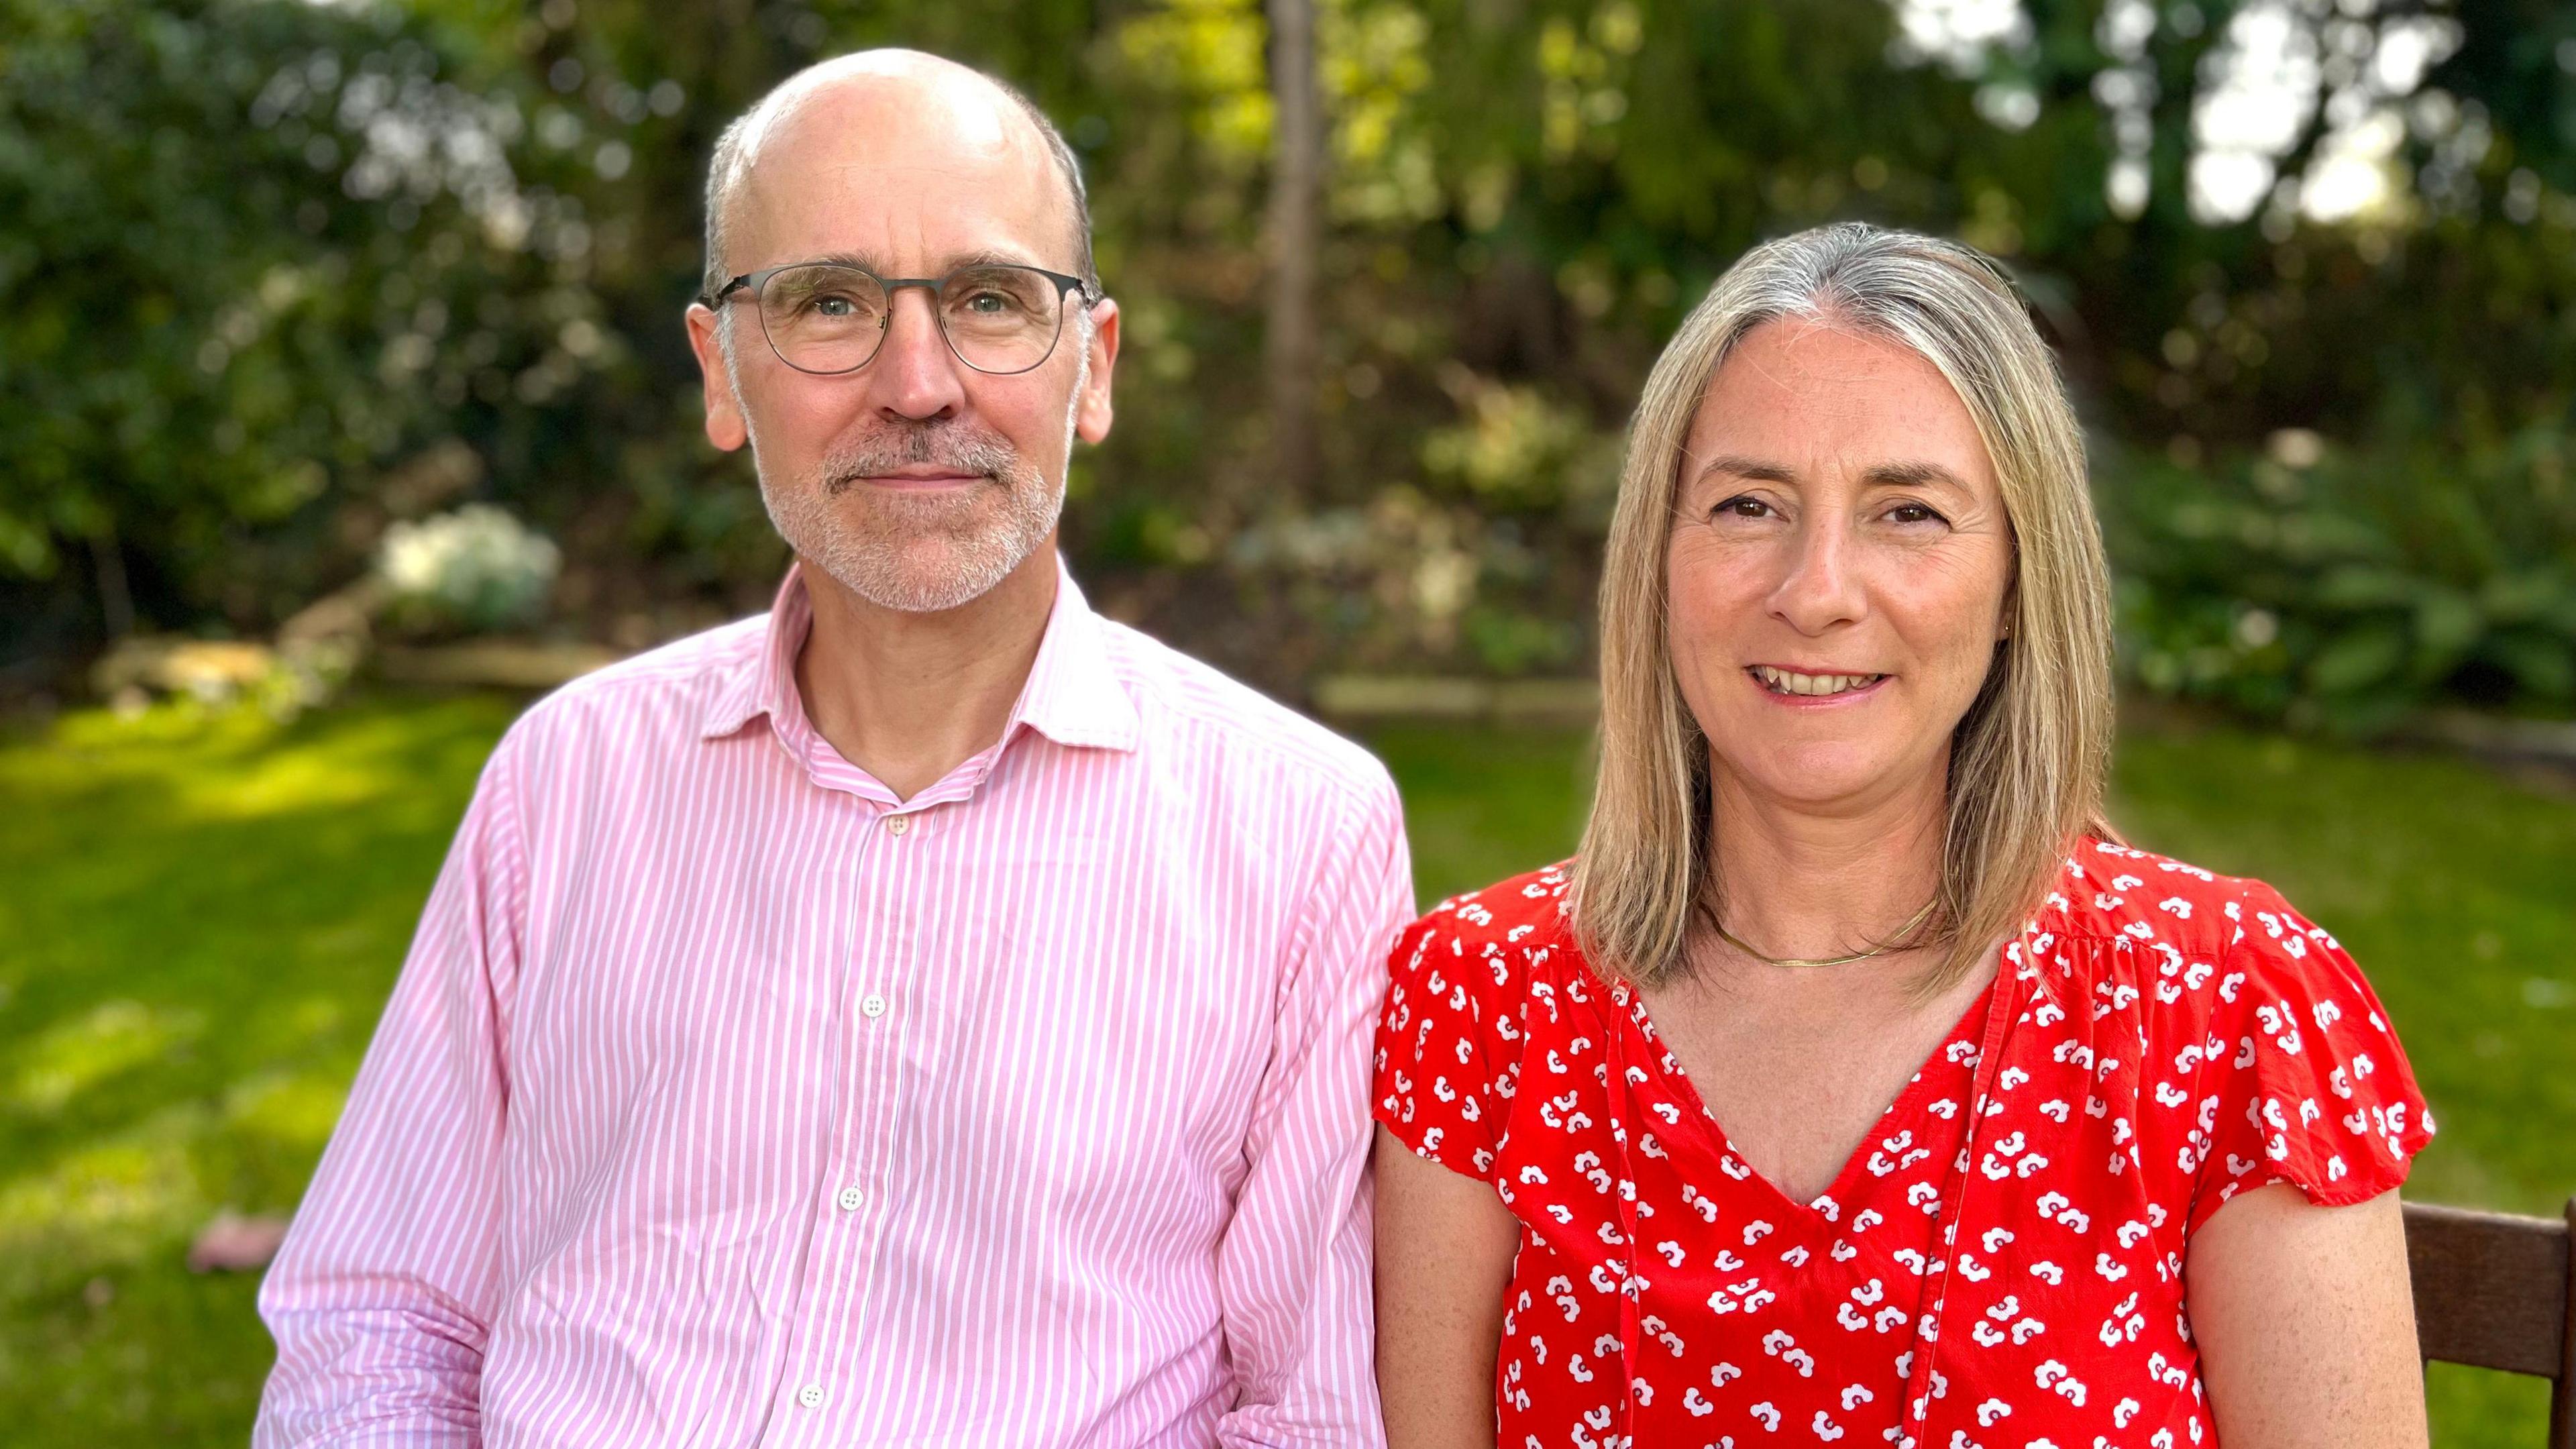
[{"x1": 1373, "y1": 223, "x2": 2433, "y2": 1449}]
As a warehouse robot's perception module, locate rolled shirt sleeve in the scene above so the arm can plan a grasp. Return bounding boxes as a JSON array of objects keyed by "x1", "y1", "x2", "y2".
[
  {"x1": 254, "y1": 731, "x2": 527, "y2": 1448},
  {"x1": 1213, "y1": 769, "x2": 1414, "y2": 1448}
]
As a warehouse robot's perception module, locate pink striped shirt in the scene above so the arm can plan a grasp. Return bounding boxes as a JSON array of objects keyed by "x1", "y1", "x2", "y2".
[{"x1": 255, "y1": 560, "x2": 1412, "y2": 1448}]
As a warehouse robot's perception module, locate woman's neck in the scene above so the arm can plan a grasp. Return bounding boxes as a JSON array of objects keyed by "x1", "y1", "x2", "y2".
[{"x1": 1700, "y1": 757, "x2": 1948, "y2": 964}]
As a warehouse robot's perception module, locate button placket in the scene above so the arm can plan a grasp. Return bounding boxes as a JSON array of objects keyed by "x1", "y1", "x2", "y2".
[{"x1": 793, "y1": 817, "x2": 911, "y2": 1429}]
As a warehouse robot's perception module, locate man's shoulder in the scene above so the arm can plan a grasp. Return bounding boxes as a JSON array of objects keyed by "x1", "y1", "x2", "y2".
[
  {"x1": 501, "y1": 612, "x2": 769, "y2": 758},
  {"x1": 1093, "y1": 616, "x2": 1395, "y2": 812}
]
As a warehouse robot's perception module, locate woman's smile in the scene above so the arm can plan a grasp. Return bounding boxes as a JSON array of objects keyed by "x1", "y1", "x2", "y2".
[{"x1": 1746, "y1": 663, "x2": 1891, "y2": 702}]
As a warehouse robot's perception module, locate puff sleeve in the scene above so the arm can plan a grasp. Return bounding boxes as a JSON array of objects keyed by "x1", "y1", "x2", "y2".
[
  {"x1": 2185, "y1": 881, "x2": 2436, "y2": 1236},
  {"x1": 1371, "y1": 896, "x2": 1530, "y2": 1184}
]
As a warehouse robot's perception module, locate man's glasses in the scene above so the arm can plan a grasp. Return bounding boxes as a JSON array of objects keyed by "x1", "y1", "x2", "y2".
[{"x1": 702, "y1": 261, "x2": 1100, "y2": 376}]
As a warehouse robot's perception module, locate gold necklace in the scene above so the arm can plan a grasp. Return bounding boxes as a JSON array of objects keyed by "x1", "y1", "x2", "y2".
[{"x1": 1711, "y1": 896, "x2": 1940, "y2": 969}]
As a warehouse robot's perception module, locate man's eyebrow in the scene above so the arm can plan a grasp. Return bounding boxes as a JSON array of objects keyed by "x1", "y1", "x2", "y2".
[
  {"x1": 1862, "y1": 460, "x2": 1973, "y2": 492},
  {"x1": 797, "y1": 247, "x2": 1052, "y2": 276},
  {"x1": 941, "y1": 246, "x2": 1051, "y2": 272},
  {"x1": 792, "y1": 250, "x2": 886, "y2": 273}
]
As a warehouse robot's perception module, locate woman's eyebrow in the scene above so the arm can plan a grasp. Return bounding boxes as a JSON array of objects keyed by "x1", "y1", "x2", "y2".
[
  {"x1": 1692, "y1": 454, "x2": 1796, "y2": 485},
  {"x1": 1863, "y1": 460, "x2": 1972, "y2": 492}
]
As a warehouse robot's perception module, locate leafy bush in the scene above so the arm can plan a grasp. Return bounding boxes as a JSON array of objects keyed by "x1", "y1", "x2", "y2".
[
  {"x1": 377, "y1": 504, "x2": 561, "y2": 635},
  {"x1": 0, "y1": 0, "x2": 647, "y2": 648},
  {"x1": 2102, "y1": 429, "x2": 2576, "y2": 734}
]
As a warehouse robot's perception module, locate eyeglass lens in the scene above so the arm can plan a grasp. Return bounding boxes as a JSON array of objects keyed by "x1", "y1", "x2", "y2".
[{"x1": 756, "y1": 264, "x2": 1066, "y2": 375}]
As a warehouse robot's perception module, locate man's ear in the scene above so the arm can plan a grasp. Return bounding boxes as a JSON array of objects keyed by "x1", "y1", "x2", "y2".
[
  {"x1": 685, "y1": 303, "x2": 750, "y2": 451},
  {"x1": 1074, "y1": 297, "x2": 1119, "y2": 445}
]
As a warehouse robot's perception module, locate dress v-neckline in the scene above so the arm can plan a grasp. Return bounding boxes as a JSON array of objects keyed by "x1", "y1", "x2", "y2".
[{"x1": 1617, "y1": 967, "x2": 2006, "y2": 1224}]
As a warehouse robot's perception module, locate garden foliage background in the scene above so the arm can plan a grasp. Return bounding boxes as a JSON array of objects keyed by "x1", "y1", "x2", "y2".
[
  {"x1": 5, "y1": 0, "x2": 2576, "y2": 1444},
  {"x1": 7, "y1": 0, "x2": 2576, "y2": 727}
]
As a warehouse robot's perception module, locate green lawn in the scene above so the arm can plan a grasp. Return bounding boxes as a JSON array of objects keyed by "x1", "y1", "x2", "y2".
[{"x1": 2, "y1": 694, "x2": 2569, "y2": 1444}]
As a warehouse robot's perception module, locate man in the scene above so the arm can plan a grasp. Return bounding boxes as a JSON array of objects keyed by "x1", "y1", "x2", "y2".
[{"x1": 256, "y1": 50, "x2": 1411, "y2": 1448}]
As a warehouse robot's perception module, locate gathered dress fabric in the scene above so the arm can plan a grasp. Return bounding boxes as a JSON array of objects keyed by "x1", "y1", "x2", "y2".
[{"x1": 1373, "y1": 840, "x2": 2434, "y2": 1449}]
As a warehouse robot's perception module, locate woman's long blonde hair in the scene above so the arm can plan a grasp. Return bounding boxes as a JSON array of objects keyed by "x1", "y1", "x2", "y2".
[{"x1": 1568, "y1": 221, "x2": 2115, "y2": 991}]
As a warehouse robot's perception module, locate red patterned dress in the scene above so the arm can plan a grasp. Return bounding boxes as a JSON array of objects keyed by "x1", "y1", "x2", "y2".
[{"x1": 1374, "y1": 840, "x2": 2433, "y2": 1449}]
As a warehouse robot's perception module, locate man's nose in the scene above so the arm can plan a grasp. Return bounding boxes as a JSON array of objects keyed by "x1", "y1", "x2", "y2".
[{"x1": 865, "y1": 286, "x2": 968, "y2": 421}]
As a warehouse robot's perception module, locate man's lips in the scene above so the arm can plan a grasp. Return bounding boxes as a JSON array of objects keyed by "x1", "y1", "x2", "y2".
[{"x1": 847, "y1": 468, "x2": 987, "y2": 490}]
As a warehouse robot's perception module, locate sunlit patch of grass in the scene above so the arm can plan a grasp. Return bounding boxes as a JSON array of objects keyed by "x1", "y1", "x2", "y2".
[
  {"x1": 0, "y1": 688, "x2": 519, "y2": 1444},
  {"x1": 0, "y1": 1108, "x2": 210, "y2": 1301},
  {"x1": 221, "y1": 1069, "x2": 352, "y2": 1152},
  {"x1": 11, "y1": 1001, "x2": 207, "y2": 1115}
]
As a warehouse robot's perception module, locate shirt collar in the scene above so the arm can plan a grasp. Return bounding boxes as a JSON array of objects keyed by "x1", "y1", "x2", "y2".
[
  {"x1": 1006, "y1": 559, "x2": 1143, "y2": 753},
  {"x1": 698, "y1": 557, "x2": 1141, "y2": 756}
]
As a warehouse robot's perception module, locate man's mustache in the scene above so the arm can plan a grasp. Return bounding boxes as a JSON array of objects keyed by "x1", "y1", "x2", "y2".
[{"x1": 820, "y1": 425, "x2": 1024, "y2": 496}]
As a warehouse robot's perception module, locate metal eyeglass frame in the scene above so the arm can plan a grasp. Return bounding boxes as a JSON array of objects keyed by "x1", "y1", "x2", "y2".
[{"x1": 700, "y1": 260, "x2": 1102, "y2": 377}]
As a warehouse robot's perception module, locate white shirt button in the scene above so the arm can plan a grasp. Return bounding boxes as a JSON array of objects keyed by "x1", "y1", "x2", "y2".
[
  {"x1": 861, "y1": 994, "x2": 889, "y2": 1019},
  {"x1": 796, "y1": 1384, "x2": 825, "y2": 1409},
  {"x1": 885, "y1": 814, "x2": 910, "y2": 836},
  {"x1": 835, "y1": 1186, "x2": 865, "y2": 1212}
]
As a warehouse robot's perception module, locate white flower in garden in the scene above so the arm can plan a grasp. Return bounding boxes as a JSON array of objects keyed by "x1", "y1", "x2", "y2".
[{"x1": 376, "y1": 504, "x2": 561, "y2": 632}]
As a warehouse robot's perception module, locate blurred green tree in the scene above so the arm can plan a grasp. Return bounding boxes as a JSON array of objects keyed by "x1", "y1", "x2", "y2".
[
  {"x1": 1, "y1": 0, "x2": 604, "y2": 648},
  {"x1": 4, "y1": 0, "x2": 2571, "y2": 725}
]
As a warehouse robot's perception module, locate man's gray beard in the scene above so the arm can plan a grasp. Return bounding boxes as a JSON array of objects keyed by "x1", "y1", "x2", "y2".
[{"x1": 757, "y1": 422, "x2": 1064, "y2": 614}]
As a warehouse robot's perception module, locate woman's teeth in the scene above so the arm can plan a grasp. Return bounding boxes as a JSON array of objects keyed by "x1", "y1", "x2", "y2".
[{"x1": 1751, "y1": 665, "x2": 1886, "y2": 696}]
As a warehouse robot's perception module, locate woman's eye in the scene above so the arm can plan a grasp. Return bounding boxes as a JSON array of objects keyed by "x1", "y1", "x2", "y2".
[
  {"x1": 1887, "y1": 502, "x2": 1947, "y2": 525},
  {"x1": 1711, "y1": 494, "x2": 1772, "y2": 520}
]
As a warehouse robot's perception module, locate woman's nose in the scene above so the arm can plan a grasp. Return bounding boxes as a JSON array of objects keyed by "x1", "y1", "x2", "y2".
[{"x1": 1766, "y1": 517, "x2": 1866, "y2": 634}]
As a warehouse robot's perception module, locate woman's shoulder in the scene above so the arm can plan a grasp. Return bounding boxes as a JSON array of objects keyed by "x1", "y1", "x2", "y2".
[
  {"x1": 2049, "y1": 839, "x2": 2430, "y2": 1167},
  {"x1": 1383, "y1": 860, "x2": 1584, "y2": 1038},
  {"x1": 2050, "y1": 837, "x2": 2332, "y2": 961},
  {"x1": 2039, "y1": 839, "x2": 2412, "y2": 1084},
  {"x1": 1377, "y1": 862, "x2": 1581, "y2": 1179},
  {"x1": 2002, "y1": 840, "x2": 2434, "y2": 1229},
  {"x1": 1397, "y1": 860, "x2": 1578, "y2": 963}
]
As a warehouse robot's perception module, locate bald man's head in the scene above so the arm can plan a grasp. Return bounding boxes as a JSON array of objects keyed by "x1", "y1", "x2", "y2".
[{"x1": 699, "y1": 50, "x2": 1095, "y2": 309}]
